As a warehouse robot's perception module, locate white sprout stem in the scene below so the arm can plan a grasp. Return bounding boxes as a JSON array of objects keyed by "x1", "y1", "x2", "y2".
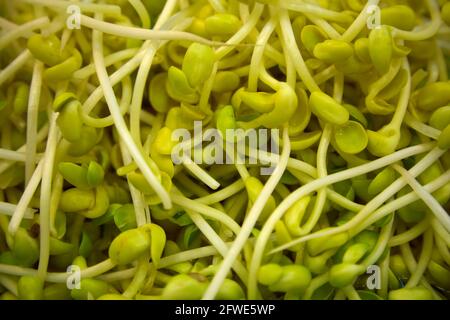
[
  {"x1": 128, "y1": 0, "x2": 177, "y2": 144},
  {"x1": 405, "y1": 229, "x2": 434, "y2": 288},
  {"x1": 354, "y1": 170, "x2": 450, "y2": 235},
  {"x1": 388, "y1": 218, "x2": 430, "y2": 247},
  {"x1": 194, "y1": 180, "x2": 245, "y2": 205},
  {"x1": 0, "y1": 149, "x2": 42, "y2": 162},
  {"x1": 400, "y1": 242, "x2": 442, "y2": 300},
  {"x1": 81, "y1": 15, "x2": 223, "y2": 46},
  {"x1": 0, "y1": 202, "x2": 34, "y2": 219},
  {"x1": 37, "y1": 114, "x2": 59, "y2": 279},
  {"x1": 235, "y1": 163, "x2": 250, "y2": 180},
  {"x1": 8, "y1": 159, "x2": 44, "y2": 235},
  {"x1": 282, "y1": 1, "x2": 352, "y2": 23},
  {"x1": 128, "y1": 0, "x2": 151, "y2": 29},
  {"x1": 187, "y1": 210, "x2": 249, "y2": 284},
  {"x1": 129, "y1": 47, "x2": 156, "y2": 144},
  {"x1": 73, "y1": 48, "x2": 139, "y2": 79},
  {"x1": 0, "y1": 49, "x2": 32, "y2": 86},
  {"x1": 0, "y1": 17, "x2": 23, "y2": 32},
  {"x1": 248, "y1": 16, "x2": 277, "y2": 91},
  {"x1": 279, "y1": 9, "x2": 320, "y2": 93},
  {"x1": 92, "y1": 14, "x2": 172, "y2": 209},
  {"x1": 182, "y1": 156, "x2": 221, "y2": 190},
  {"x1": 298, "y1": 124, "x2": 332, "y2": 236},
  {"x1": 393, "y1": 0, "x2": 442, "y2": 41},
  {"x1": 340, "y1": 0, "x2": 380, "y2": 42},
  {"x1": 390, "y1": 59, "x2": 411, "y2": 130},
  {"x1": 19, "y1": 0, "x2": 122, "y2": 16},
  {"x1": 0, "y1": 275, "x2": 18, "y2": 297},
  {"x1": 0, "y1": 259, "x2": 116, "y2": 283},
  {"x1": 433, "y1": 230, "x2": 450, "y2": 267},
  {"x1": 171, "y1": 193, "x2": 241, "y2": 235},
  {"x1": 362, "y1": 216, "x2": 394, "y2": 267},
  {"x1": 118, "y1": 139, "x2": 148, "y2": 226},
  {"x1": 246, "y1": 143, "x2": 434, "y2": 298},
  {"x1": 393, "y1": 164, "x2": 450, "y2": 233},
  {"x1": 0, "y1": 124, "x2": 49, "y2": 175},
  {"x1": 203, "y1": 126, "x2": 291, "y2": 300},
  {"x1": 215, "y1": 3, "x2": 264, "y2": 60},
  {"x1": 404, "y1": 113, "x2": 441, "y2": 140},
  {"x1": 431, "y1": 218, "x2": 450, "y2": 247},
  {"x1": 25, "y1": 61, "x2": 44, "y2": 185},
  {"x1": 81, "y1": 17, "x2": 193, "y2": 115},
  {"x1": 271, "y1": 146, "x2": 444, "y2": 254},
  {"x1": 0, "y1": 16, "x2": 49, "y2": 50},
  {"x1": 208, "y1": 0, "x2": 226, "y2": 13},
  {"x1": 307, "y1": 15, "x2": 341, "y2": 39}
]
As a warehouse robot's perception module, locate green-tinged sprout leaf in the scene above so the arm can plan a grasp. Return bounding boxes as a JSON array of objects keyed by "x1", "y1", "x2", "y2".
[
  {"x1": 239, "y1": 84, "x2": 298, "y2": 129},
  {"x1": 368, "y1": 167, "x2": 397, "y2": 196},
  {"x1": 167, "y1": 66, "x2": 196, "y2": 96},
  {"x1": 58, "y1": 162, "x2": 90, "y2": 190},
  {"x1": 390, "y1": 254, "x2": 410, "y2": 279},
  {"x1": 57, "y1": 100, "x2": 83, "y2": 143},
  {"x1": 108, "y1": 227, "x2": 151, "y2": 265},
  {"x1": 60, "y1": 188, "x2": 95, "y2": 213},
  {"x1": 43, "y1": 283, "x2": 71, "y2": 300},
  {"x1": 284, "y1": 196, "x2": 311, "y2": 236},
  {"x1": 357, "y1": 290, "x2": 383, "y2": 300},
  {"x1": 367, "y1": 126, "x2": 400, "y2": 157},
  {"x1": 205, "y1": 13, "x2": 241, "y2": 36},
  {"x1": 239, "y1": 91, "x2": 275, "y2": 113},
  {"x1": 71, "y1": 279, "x2": 112, "y2": 300},
  {"x1": 304, "y1": 251, "x2": 331, "y2": 274},
  {"x1": 79, "y1": 231, "x2": 93, "y2": 258},
  {"x1": 289, "y1": 131, "x2": 322, "y2": 151},
  {"x1": 149, "y1": 73, "x2": 171, "y2": 113},
  {"x1": 18, "y1": 276, "x2": 44, "y2": 300},
  {"x1": 113, "y1": 204, "x2": 137, "y2": 232},
  {"x1": 388, "y1": 287, "x2": 433, "y2": 300},
  {"x1": 416, "y1": 82, "x2": 450, "y2": 111},
  {"x1": 27, "y1": 34, "x2": 66, "y2": 67},
  {"x1": 438, "y1": 124, "x2": 450, "y2": 150},
  {"x1": 427, "y1": 260, "x2": 450, "y2": 290},
  {"x1": 182, "y1": 43, "x2": 215, "y2": 88},
  {"x1": 216, "y1": 279, "x2": 245, "y2": 300},
  {"x1": 268, "y1": 265, "x2": 312, "y2": 293},
  {"x1": 216, "y1": 105, "x2": 237, "y2": 137},
  {"x1": 212, "y1": 71, "x2": 240, "y2": 93},
  {"x1": 334, "y1": 121, "x2": 368, "y2": 154},
  {"x1": 141, "y1": 223, "x2": 166, "y2": 267},
  {"x1": 313, "y1": 40, "x2": 353, "y2": 63},
  {"x1": 13, "y1": 228, "x2": 39, "y2": 267},
  {"x1": 306, "y1": 229, "x2": 349, "y2": 256},
  {"x1": 44, "y1": 49, "x2": 83, "y2": 81},
  {"x1": 329, "y1": 263, "x2": 365, "y2": 288},
  {"x1": 80, "y1": 185, "x2": 110, "y2": 219},
  {"x1": 354, "y1": 38, "x2": 371, "y2": 64},
  {"x1": 162, "y1": 274, "x2": 208, "y2": 300},
  {"x1": 342, "y1": 243, "x2": 369, "y2": 264},
  {"x1": 49, "y1": 237, "x2": 75, "y2": 255},
  {"x1": 301, "y1": 25, "x2": 327, "y2": 54},
  {"x1": 381, "y1": 5, "x2": 416, "y2": 31},
  {"x1": 258, "y1": 263, "x2": 284, "y2": 286},
  {"x1": 87, "y1": 161, "x2": 105, "y2": 188},
  {"x1": 369, "y1": 26, "x2": 393, "y2": 74},
  {"x1": 429, "y1": 106, "x2": 450, "y2": 130},
  {"x1": 72, "y1": 256, "x2": 88, "y2": 270},
  {"x1": 309, "y1": 91, "x2": 349, "y2": 125}
]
